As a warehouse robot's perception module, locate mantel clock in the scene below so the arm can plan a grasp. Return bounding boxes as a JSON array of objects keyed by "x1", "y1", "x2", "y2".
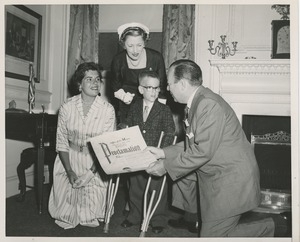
[{"x1": 271, "y1": 20, "x2": 290, "y2": 59}]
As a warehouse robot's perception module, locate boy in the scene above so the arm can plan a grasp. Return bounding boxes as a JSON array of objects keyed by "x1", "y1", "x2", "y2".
[{"x1": 120, "y1": 70, "x2": 175, "y2": 234}]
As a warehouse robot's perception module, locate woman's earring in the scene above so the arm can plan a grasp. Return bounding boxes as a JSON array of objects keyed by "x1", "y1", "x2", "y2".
[{"x1": 79, "y1": 85, "x2": 82, "y2": 92}]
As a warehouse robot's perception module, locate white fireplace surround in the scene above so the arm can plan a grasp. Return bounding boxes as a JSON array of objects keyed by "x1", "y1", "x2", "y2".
[{"x1": 209, "y1": 59, "x2": 290, "y2": 122}]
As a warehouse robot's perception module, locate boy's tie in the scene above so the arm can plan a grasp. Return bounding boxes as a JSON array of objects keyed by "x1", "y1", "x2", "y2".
[{"x1": 143, "y1": 106, "x2": 149, "y2": 122}]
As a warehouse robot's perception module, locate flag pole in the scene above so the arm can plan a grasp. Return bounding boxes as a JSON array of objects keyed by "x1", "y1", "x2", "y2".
[{"x1": 28, "y1": 62, "x2": 35, "y2": 113}]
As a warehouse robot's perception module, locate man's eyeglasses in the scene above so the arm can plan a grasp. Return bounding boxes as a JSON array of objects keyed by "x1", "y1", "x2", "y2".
[{"x1": 141, "y1": 86, "x2": 160, "y2": 92}]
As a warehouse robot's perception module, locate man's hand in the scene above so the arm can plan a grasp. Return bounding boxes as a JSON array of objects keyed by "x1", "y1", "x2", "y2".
[
  {"x1": 147, "y1": 146, "x2": 165, "y2": 159},
  {"x1": 146, "y1": 159, "x2": 167, "y2": 177}
]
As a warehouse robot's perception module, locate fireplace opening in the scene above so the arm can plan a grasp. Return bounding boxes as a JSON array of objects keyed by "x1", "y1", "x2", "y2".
[
  {"x1": 251, "y1": 132, "x2": 291, "y2": 190},
  {"x1": 242, "y1": 115, "x2": 291, "y2": 191}
]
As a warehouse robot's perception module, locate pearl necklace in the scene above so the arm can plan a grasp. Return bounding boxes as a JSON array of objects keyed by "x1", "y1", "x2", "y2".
[{"x1": 127, "y1": 49, "x2": 145, "y2": 68}]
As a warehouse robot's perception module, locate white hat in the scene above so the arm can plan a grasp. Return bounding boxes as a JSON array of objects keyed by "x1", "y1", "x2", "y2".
[{"x1": 117, "y1": 22, "x2": 150, "y2": 40}]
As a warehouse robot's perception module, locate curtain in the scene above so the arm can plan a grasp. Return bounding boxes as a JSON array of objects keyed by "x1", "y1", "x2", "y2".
[
  {"x1": 67, "y1": 5, "x2": 99, "y2": 87},
  {"x1": 162, "y1": 5, "x2": 195, "y2": 69}
]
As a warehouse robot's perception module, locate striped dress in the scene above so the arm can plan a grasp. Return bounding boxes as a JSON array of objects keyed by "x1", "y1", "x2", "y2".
[{"x1": 48, "y1": 94, "x2": 116, "y2": 229}]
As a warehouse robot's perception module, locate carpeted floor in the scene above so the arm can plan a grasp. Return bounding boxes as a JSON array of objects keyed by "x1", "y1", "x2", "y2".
[
  {"x1": 6, "y1": 183, "x2": 292, "y2": 239},
  {"x1": 6, "y1": 183, "x2": 196, "y2": 238}
]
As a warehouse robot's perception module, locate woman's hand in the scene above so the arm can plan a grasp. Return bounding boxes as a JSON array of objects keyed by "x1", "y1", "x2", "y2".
[
  {"x1": 66, "y1": 170, "x2": 78, "y2": 186},
  {"x1": 114, "y1": 89, "x2": 126, "y2": 100},
  {"x1": 117, "y1": 123, "x2": 128, "y2": 130},
  {"x1": 73, "y1": 169, "x2": 94, "y2": 188},
  {"x1": 114, "y1": 89, "x2": 135, "y2": 104},
  {"x1": 123, "y1": 92, "x2": 135, "y2": 104}
]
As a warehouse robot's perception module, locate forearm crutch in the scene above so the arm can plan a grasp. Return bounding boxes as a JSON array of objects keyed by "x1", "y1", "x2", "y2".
[
  {"x1": 103, "y1": 124, "x2": 128, "y2": 233},
  {"x1": 140, "y1": 134, "x2": 177, "y2": 237},
  {"x1": 103, "y1": 174, "x2": 120, "y2": 233}
]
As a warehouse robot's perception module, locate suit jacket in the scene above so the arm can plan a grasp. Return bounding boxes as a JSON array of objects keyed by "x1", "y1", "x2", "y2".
[
  {"x1": 126, "y1": 98, "x2": 175, "y2": 148},
  {"x1": 163, "y1": 86, "x2": 260, "y2": 222}
]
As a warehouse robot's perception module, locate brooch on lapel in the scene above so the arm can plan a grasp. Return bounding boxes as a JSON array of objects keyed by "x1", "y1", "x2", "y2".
[{"x1": 186, "y1": 132, "x2": 194, "y2": 139}]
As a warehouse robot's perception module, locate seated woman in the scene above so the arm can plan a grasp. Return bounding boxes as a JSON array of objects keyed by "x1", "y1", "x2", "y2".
[{"x1": 48, "y1": 62, "x2": 116, "y2": 229}]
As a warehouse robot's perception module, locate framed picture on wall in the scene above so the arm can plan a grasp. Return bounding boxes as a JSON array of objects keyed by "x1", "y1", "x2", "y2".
[{"x1": 5, "y1": 5, "x2": 42, "y2": 82}]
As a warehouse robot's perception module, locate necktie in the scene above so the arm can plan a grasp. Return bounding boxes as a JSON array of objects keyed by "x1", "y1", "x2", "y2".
[
  {"x1": 184, "y1": 106, "x2": 189, "y2": 120},
  {"x1": 143, "y1": 106, "x2": 149, "y2": 122},
  {"x1": 183, "y1": 105, "x2": 189, "y2": 151}
]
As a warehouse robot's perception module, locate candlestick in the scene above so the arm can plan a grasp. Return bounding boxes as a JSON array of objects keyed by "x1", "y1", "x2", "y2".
[{"x1": 208, "y1": 35, "x2": 238, "y2": 59}]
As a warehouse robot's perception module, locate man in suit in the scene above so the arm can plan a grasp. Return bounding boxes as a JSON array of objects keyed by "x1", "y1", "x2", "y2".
[
  {"x1": 120, "y1": 70, "x2": 175, "y2": 234},
  {"x1": 146, "y1": 59, "x2": 275, "y2": 237}
]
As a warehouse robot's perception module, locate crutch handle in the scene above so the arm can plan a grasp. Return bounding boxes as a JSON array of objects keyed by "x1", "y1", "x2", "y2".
[
  {"x1": 173, "y1": 135, "x2": 178, "y2": 145},
  {"x1": 157, "y1": 131, "x2": 164, "y2": 148}
]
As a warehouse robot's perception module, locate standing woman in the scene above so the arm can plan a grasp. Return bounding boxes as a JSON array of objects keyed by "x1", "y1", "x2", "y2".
[
  {"x1": 48, "y1": 62, "x2": 116, "y2": 229},
  {"x1": 111, "y1": 22, "x2": 167, "y2": 123}
]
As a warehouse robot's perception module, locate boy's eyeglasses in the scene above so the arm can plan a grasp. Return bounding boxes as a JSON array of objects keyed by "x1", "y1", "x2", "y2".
[{"x1": 141, "y1": 86, "x2": 160, "y2": 92}]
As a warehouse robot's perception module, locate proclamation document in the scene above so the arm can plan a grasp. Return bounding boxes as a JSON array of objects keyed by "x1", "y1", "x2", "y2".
[{"x1": 89, "y1": 126, "x2": 157, "y2": 175}]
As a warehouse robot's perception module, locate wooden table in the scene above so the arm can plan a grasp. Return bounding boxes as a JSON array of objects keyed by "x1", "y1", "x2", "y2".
[{"x1": 6, "y1": 112, "x2": 57, "y2": 214}]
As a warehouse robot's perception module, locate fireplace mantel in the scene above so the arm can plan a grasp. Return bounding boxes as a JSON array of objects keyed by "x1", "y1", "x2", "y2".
[
  {"x1": 209, "y1": 59, "x2": 291, "y2": 122},
  {"x1": 209, "y1": 59, "x2": 290, "y2": 75}
]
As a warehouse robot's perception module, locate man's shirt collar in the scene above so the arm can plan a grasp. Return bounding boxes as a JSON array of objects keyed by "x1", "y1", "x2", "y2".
[{"x1": 187, "y1": 86, "x2": 200, "y2": 109}]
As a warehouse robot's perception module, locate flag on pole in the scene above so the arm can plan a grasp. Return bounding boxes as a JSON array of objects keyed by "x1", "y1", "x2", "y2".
[{"x1": 28, "y1": 62, "x2": 35, "y2": 113}]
